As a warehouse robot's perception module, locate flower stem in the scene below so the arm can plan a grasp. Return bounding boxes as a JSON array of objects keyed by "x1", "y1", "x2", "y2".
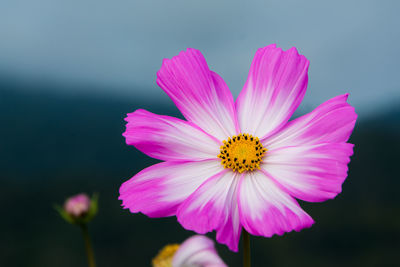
[
  {"x1": 80, "y1": 224, "x2": 96, "y2": 267},
  {"x1": 243, "y1": 229, "x2": 251, "y2": 267}
]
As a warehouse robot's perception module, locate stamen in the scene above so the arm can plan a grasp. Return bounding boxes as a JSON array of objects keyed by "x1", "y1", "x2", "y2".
[{"x1": 217, "y1": 133, "x2": 267, "y2": 173}]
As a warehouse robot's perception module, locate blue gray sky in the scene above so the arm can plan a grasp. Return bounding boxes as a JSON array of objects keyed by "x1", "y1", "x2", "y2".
[{"x1": 1, "y1": 0, "x2": 399, "y2": 115}]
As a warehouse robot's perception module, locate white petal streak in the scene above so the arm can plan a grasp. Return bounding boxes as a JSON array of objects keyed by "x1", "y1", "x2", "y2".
[
  {"x1": 238, "y1": 171, "x2": 314, "y2": 237},
  {"x1": 261, "y1": 143, "x2": 354, "y2": 202},
  {"x1": 262, "y1": 94, "x2": 357, "y2": 150},
  {"x1": 177, "y1": 171, "x2": 242, "y2": 251},
  {"x1": 119, "y1": 160, "x2": 223, "y2": 218},
  {"x1": 157, "y1": 48, "x2": 239, "y2": 141},
  {"x1": 236, "y1": 44, "x2": 309, "y2": 139},
  {"x1": 123, "y1": 109, "x2": 221, "y2": 161}
]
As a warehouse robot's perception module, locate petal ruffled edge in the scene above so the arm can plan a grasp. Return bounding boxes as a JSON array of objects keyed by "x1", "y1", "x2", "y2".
[
  {"x1": 261, "y1": 143, "x2": 354, "y2": 202},
  {"x1": 119, "y1": 160, "x2": 223, "y2": 218},
  {"x1": 123, "y1": 109, "x2": 221, "y2": 161},
  {"x1": 157, "y1": 48, "x2": 239, "y2": 141},
  {"x1": 236, "y1": 44, "x2": 309, "y2": 139},
  {"x1": 263, "y1": 94, "x2": 357, "y2": 149}
]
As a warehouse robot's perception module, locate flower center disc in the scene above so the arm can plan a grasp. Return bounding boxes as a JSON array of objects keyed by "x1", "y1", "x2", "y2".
[
  {"x1": 152, "y1": 244, "x2": 180, "y2": 267},
  {"x1": 218, "y1": 133, "x2": 267, "y2": 173}
]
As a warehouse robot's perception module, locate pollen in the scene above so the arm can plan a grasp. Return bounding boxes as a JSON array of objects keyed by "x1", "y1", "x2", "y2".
[
  {"x1": 152, "y1": 244, "x2": 180, "y2": 267},
  {"x1": 218, "y1": 133, "x2": 267, "y2": 173}
]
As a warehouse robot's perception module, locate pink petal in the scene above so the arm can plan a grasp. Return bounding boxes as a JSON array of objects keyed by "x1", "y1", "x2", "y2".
[
  {"x1": 238, "y1": 171, "x2": 314, "y2": 237},
  {"x1": 177, "y1": 171, "x2": 242, "y2": 252},
  {"x1": 119, "y1": 160, "x2": 222, "y2": 218},
  {"x1": 123, "y1": 109, "x2": 220, "y2": 161},
  {"x1": 263, "y1": 94, "x2": 357, "y2": 149},
  {"x1": 172, "y1": 235, "x2": 227, "y2": 267},
  {"x1": 236, "y1": 44, "x2": 309, "y2": 139},
  {"x1": 261, "y1": 143, "x2": 354, "y2": 202},
  {"x1": 157, "y1": 48, "x2": 239, "y2": 141}
]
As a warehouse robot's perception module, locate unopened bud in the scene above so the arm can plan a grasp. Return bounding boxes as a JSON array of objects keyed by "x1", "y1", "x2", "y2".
[
  {"x1": 64, "y1": 193, "x2": 91, "y2": 217},
  {"x1": 55, "y1": 193, "x2": 98, "y2": 225}
]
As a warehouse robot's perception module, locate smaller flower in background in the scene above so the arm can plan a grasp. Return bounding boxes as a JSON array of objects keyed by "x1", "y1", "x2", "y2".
[
  {"x1": 153, "y1": 235, "x2": 227, "y2": 267},
  {"x1": 55, "y1": 193, "x2": 98, "y2": 225},
  {"x1": 65, "y1": 194, "x2": 91, "y2": 217},
  {"x1": 55, "y1": 193, "x2": 99, "y2": 267},
  {"x1": 152, "y1": 243, "x2": 179, "y2": 267}
]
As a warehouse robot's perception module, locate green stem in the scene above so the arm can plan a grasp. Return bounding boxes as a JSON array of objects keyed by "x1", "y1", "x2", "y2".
[
  {"x1": 80, "y1": 224, "x2": 96, "y2": 267},
  {"x1": 243, "y1": 229, "x2": 251, "y2": 267}
]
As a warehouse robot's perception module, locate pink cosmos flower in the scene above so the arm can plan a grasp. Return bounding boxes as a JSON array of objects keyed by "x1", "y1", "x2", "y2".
[
  {"x1": 64, "y1": 193, "x2": 91, "y2": 217},
  {"x1": 119, "y1": 44, "x2": 357, "y2": 251},
  {"x1": 152, "y1": 235, "x2": 227, "y2": 267}
]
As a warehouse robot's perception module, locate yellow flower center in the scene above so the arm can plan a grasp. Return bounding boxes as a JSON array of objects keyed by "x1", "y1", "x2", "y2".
[
  {"x1": 218, "y1": 133, "x2": 267, "y2": 173},
  {"x1": 152, "y1": 244, "x2": 180, "y2": 267}
]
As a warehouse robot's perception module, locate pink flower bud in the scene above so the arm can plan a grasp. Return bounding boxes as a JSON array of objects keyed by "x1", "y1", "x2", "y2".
[{"x1": 64, "y1": 193, "x2": 91, "y2": 217}]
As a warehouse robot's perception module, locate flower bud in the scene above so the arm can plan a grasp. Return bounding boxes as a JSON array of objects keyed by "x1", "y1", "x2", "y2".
[
  {"x1": 55, "y1": 193, "x2": 98, "y2": 225},
  {"x1": 64, "y1": 193, "x2": 91, "y2": 217}
]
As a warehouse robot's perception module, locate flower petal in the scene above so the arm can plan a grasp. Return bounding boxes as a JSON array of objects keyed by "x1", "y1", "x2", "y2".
[
  {"x1": 236, "y1": 44, "x2": 309, "y2": 139},
  {"x1": 123, "y1": 109, "x2": 221, "y2": 161},
  {"x1": 157, "y1": 48, "x2": 239, "y2": 141},
  {"x1": 172, "y1": 235, "x2": 227, "y2": 267},
  {"x1": 261, "y1": 143, "x2": 354, "y2": 202},
  {"x1": 262, "y1": 94, "x2": 357, "y2": 149},
  {"x1": 238, "y1": 171, "x2": 314, "y2": 237},
  {"x1": 119, "y1": 160, "x2": 222, "y2": 218},
  {"x1": 177, "y1": 171, "x2": 242, "y2": 252}
]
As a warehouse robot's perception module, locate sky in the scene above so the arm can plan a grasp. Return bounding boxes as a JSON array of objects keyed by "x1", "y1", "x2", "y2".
[{"x1": 1, "y1": 0, "x2": 399, "y2": 115}]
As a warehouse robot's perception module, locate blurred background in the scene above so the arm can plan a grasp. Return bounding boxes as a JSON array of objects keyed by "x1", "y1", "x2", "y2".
[{"x1": 1, "y1": 0, "x2": 399, "y2": 266}]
